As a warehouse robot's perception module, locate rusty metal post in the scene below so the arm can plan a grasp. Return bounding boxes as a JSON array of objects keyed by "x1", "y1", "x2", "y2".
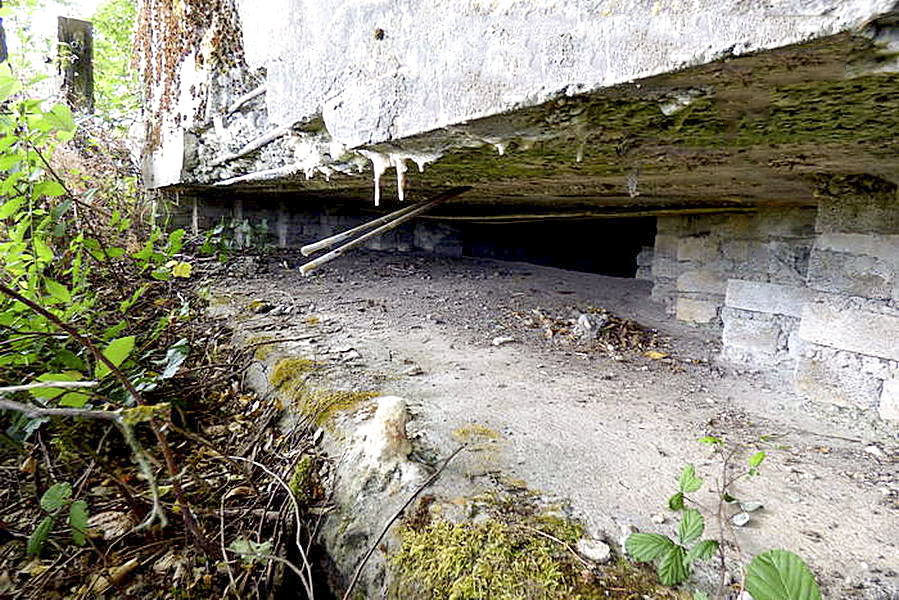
[{"x1": 57, "y1": 16, "x2": 93, "y2": 113}]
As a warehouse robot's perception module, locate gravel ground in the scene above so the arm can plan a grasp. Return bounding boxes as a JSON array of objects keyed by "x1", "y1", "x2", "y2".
[{"x1": 209, "y1": 248, "x2": 899, "y2": 598}]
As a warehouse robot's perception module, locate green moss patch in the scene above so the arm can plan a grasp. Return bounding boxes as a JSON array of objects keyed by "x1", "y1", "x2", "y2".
[{"x1": 390, "y1": 514, "x2": 682, "y2": 600}]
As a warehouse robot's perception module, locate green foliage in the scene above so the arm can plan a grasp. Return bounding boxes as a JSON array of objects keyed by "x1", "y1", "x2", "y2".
[
  {"x1": 746, "y1": 550, "x2": 821, "y2": 600},
  {"x1": 91, "y1": 0, "x2": 139, "y2": 124},
  {"x1": 27, "y1": 482, "x2": 89, "y2": 555},
  {"x1": 627, "y1": 438, "x2": 820, "y2": 596}
]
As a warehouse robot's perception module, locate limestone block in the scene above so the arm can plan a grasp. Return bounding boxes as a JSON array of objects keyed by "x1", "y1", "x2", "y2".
[
  {"x1": 676, "y1": 297, "x2": 719, "y2": 324},
  {"x1": 653, "y1": 234, "x2": 679, "y2": 258},
  {"x1": 677, "y1": 235, "x2": 719, "y2": 263},
  {"x1": 359, "y1": 396, "x2": 412, "y2": 467},
  {"x1": 807, "y1": 249, "x2": 895, "y2": 300},
  {"x1": 677, "y1": 269, "x2": 727, "y2": 295},
  {"x1": 816, "y1": 183, "x2": 899, "y2": 235},
  {"x1": 725, "y1": 279, "x2": 815, "y2": 318},
  {"x1": 798, "y1": 303, "x2": 899, "y2": 361},
  {"x1": 795, "y1": 353, "x2": 883, "y2": 409},
  {"x1": 879, "y1": 378, "x2": 899, "y2": 421},
  {"x1": 756, "y1": 207, "x2": 817, "y2": 237},
  {"x1": 721, "y1": 316, "x2": 781, "y2": 364},
  {"x1": 651, "y1": 257, "x2": 680, "y2": 279},
  {"x1": 635, "y1": 266, "x2": 653, "y2": 281},
  {"x1": 766, "y1": 240, "x2": 812, "y2": 285},
  {"x1": 655, "y1": 216, "x2": 684, "y2": 235},
  {"x1": 636, "y1": 246, "x2": 655, "y2": 267}
]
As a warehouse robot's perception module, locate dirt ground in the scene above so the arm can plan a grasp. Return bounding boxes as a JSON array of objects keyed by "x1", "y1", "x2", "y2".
[{"x1": 211, "y1": 248, "x2": 899, "y2": 598}]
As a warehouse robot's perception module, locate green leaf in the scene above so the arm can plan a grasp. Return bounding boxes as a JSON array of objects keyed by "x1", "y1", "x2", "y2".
[
  {"x1": 625, "y1": 533, "x2": 675, "y2": 562},
  {"x1": 45, "y1": 103, "x2": 77, "y2": 139},
  {"x1": 746, "y1": 549, "x2": 822, "y2": 600},
  {"x1": 229, "y1": 538, "x2": 273, "y2": 564},
  {"x1": 698, "y1": 435, "x2": 721, "y2": 446},
  {"x1": 30, "y1": 372, "x2": 83, "y2": 400},
  {"x1": 27, "y1": 516, "x2": 54, "y2": 556},
  {"x1": 693, "y1": 592, "x2": 710, "y2": 600},
  {"x1": 95, "y1": 335, "x2": 135, "y2": 379},
  {"x1": 678, "y1": 464, "x2": 703, "y2": 493},
  {"x1": 658, "y1": 545, "x2": 689, "y2": 586},
  {"x1": 68, "y1": 500, "x2": 89, "y2": 545},
  {"x1": 678, "y1": 509, "x2": 704, "y2": 545},
  {"x1": 40, "y1": 482, "x2": 72, "y2": 512},
  {"x1": 685, "y1": 539, "x2": 718, "y2": 565},
  {"x1": 165, "y1": 228, "x2": 185, "y2": 256},
  {"x1": 58, "y1": 392, "x2": 90, "y2": 408},
  {"x1": 35, "y1": 181, "x2": 66, "y2": 197},
  {"x1": 749, "y1": 451, "x2": 767, "y2": 469},
  {"x1": 668, "y1": 491, "x2": 685, "y2": 511},
  {"x1": 45, "y1": 279, "x2": 72, "y2": 303},
  {"x1": 0, "y1": 197, "x2": 25, "y2": 220},
  {"x1": 0, "y1": 65, "x2": 21, "y2": 102}
]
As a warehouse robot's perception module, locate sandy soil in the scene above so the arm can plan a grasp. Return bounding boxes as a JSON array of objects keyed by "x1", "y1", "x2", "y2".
[{"x1": 211, "y1": 249, "x2": 899, "y2": 598}]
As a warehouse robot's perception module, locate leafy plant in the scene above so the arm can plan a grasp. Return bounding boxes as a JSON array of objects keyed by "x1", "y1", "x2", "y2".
[
  {"x1": 27, "y1": 482, "x2": 90, "y2": 556},
  {"x1": 626, "y1": 438, "x2": 822, "y2": 599},
  {"x1": 746, "y1": 550, "x2": 822, "y2": 600},
  {"x1": 625, "y1": 465, "x2": 718, "y2": 585}
]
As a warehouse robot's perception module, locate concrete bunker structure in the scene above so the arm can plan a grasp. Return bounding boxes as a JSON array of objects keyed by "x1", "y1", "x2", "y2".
[{"x1": 137, "y1": 0, "x2": 899, "y2": 422}]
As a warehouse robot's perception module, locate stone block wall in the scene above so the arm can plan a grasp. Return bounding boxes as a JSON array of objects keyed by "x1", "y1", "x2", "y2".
[
  {"x1": 650, "y1": 176, "x2": 899, "y2": 422},
  {"x1": 651, "y1": 208, "x2": 816, "y2": 325}
]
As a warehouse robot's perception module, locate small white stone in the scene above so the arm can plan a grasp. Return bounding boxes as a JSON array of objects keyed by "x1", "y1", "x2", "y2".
[
  {"x1": 576, "y1": 538, "x2": 611, "y2": 564},
  {"x1": 651, "y1": 513, "x2": 667, "y2": 524},
  {"x1": 492, "y1": 336, "x2": 516, "y2": 346},
  {"x1": 864, "y1": 445, "x2": 885, "y2": 459}
]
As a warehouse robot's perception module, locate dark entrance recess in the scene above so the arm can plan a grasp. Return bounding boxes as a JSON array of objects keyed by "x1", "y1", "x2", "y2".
[{"x1": 459, "y1": 217, "x2": 656, "y2": 277}]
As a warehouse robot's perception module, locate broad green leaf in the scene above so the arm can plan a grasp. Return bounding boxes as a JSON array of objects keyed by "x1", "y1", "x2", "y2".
[
  {"x1": 165, "y1": 228, "x2": 185, "y2": 256},
  {"x1": 698, "y1": 435, "x2": 721, "y2": 446},
  {"x1": 58, "y1": 392, "x2": 90, "y2": 408},
  {"x1": 45, "y1": 103, "x2": 77, "y2": 139},
  {"x1": 0, "y1": 197, "x2": 25, "y2": 219},
  {"x1": 40, "y1": 482, "x2": 72, "y2": 512},
  {"x1": 685, "y1": 539, "x2": 718, "y2": 565},
  {"x1": 30, "y1": 372, "x2": 83, "y2": 400},
  {"x1": 658, "y1": 545, "x2": 689, "y2": 586},
  {"x1": 68, "y1": 500, "x2": 89, "y2": 545},
  {"x1": 35, "y1": 181, "x2": 66, "y2": 197},
  {"x1": 625, "y1": 533, "x2": 675, "y2": 562},
  {"x1": 27, "y1": 516, "x2": 54, "y2": 556},
  {"x1": 45, "y1": 279, "x2": 72, "y2": 303},
  {"x1": 0, "y1": 65, "x2": 21, "y2": 102},
  {"x1": 678, "y1": 464, "x2": 703, "y2": 493},
  {"x1": 668, "y1": 491, "x2": 685, "y2": 511},
  {"x1": 678, "y1": 509, "x2": 704, "y2": 545},
  {"x1": 749, "y1": 451, "x2": 767, "y2": 468},
  {"x1": 746, "y1": 549, "x2": 822, "y2": 600},
  {"x1": 229, "y1": 538, "x2": 272, "y2": 564},
  {"x1": 95, "y1": 335, "x2": 135, "y2": 379}
]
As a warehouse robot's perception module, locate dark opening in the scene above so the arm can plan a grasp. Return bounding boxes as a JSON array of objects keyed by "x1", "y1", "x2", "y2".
[{"x1": 460, "y1": 217, "x2": 656, "y2": 277}]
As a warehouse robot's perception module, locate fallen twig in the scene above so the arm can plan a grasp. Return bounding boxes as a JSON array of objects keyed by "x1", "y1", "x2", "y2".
[{"x1": 341, "y1": 445, "x2": 467, "y2": 600}]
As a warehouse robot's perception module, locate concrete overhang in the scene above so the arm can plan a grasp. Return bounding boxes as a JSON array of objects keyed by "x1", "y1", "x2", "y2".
[{"x1": 140, "y1": 0, "x2": 899, "y2": 216}]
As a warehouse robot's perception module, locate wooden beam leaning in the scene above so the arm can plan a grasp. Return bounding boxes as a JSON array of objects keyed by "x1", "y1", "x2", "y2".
[
  {"x1": 301, "y1": 201, "x2": 426, "y2": 257},
  {"x1": 299, "y1": 186, "x2": 472, "y2": 276}
]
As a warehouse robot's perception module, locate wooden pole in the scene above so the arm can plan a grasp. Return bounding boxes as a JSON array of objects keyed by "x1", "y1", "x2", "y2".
[
  {"x1": 299, "y1": 186, "x2": 471, "y2": 276},
  {"x1": 301, "y1": 200, "x2": 425, "y2": 257}
]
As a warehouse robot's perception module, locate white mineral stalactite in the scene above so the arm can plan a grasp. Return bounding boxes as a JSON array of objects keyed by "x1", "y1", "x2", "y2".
[
  {"x1": 359, "y1": 150, "x2": 391, "y2": 206},
  {"x1": 358, "y1": 150, "x2": 443, "y2": 206},
  {"x1": 390, "y1": 155, "x2": 408, "y2": 202}
]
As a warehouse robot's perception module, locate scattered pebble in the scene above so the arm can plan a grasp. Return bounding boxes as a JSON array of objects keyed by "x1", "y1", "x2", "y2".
[
  {"x1": 492, "y1": 336, "x2": 516, "y2": 346},
  {"x1": 576, "y1": 538, "x2": 611, "y2": 563}
]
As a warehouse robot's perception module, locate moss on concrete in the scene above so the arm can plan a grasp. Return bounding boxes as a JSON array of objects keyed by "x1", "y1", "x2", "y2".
[
  {"x1": 270, "y1": 357, "x2": 319, "y2": 389},
  {"x1": 390, "y1": 515, "x2": 683, "y2": 600},
  {"x1": 288, "y1": 454, "x2": 315, "y2": 506}
]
